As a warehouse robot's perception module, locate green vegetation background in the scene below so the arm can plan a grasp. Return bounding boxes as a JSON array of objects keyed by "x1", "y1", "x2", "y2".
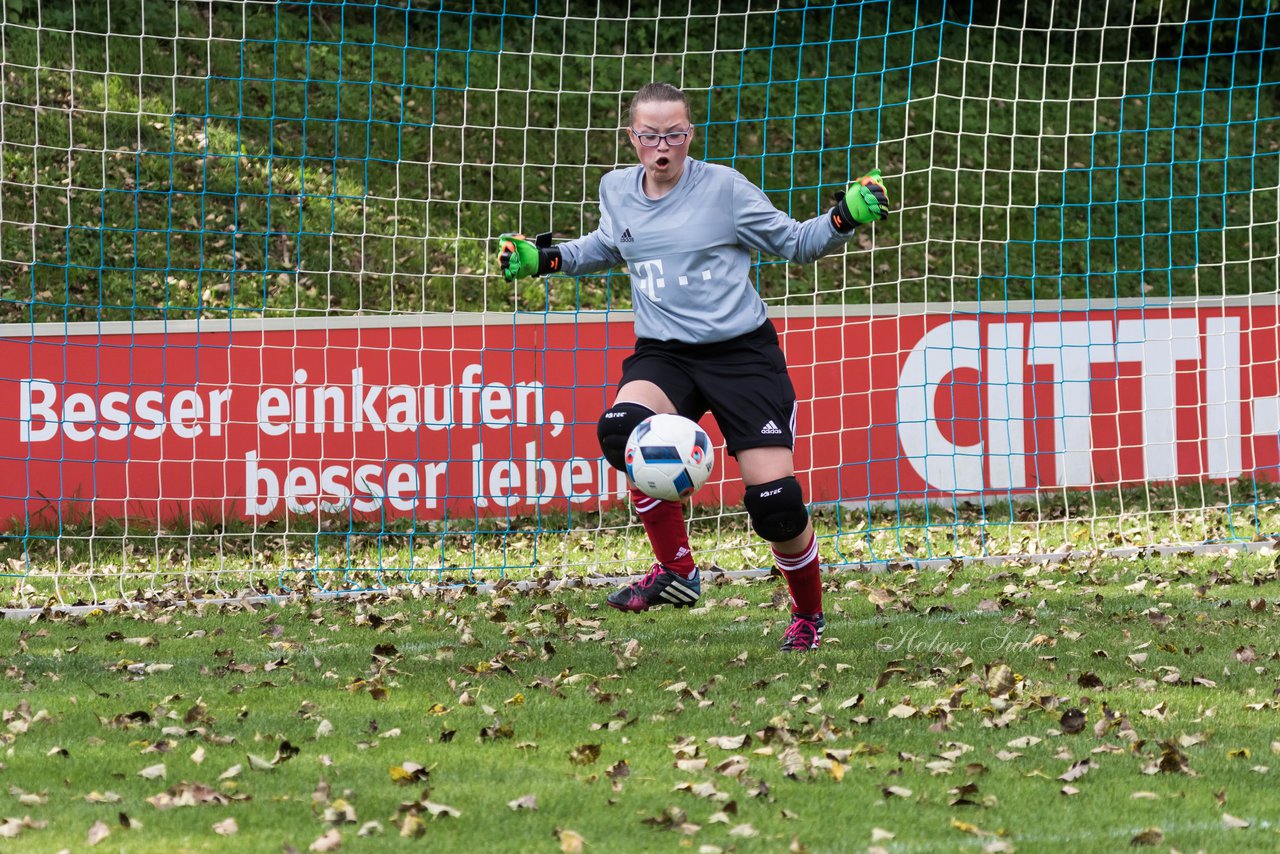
[{"x1": 0, "y1": 0, "x2": 1276, "y2": 325}]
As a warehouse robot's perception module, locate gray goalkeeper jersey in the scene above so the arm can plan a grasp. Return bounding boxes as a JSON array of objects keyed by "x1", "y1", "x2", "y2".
[{"x1": 557, "y1": 158, "x2": 852, "y2": 344}]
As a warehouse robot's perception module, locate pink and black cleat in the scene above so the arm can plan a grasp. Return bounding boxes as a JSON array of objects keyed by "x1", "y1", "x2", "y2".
[
  {"x1": 606, "y1": 563, "x2": 701, "y2": 612},
  {"x1": 779, "y1": 612, "x2": 825, "y2": 651}
]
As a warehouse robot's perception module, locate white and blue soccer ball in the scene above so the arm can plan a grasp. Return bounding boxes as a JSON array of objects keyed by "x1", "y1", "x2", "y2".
[{"x1": 624, "y1": 413, "x2": 715, "y2": 502}]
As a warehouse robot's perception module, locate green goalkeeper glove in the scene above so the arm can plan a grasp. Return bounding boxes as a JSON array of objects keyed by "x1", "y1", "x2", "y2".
[
  {"x1": 497, "y1": 232, "x2": 562, "y2": 281},
  {"x1": 830, "y1": 169, "x2": 890, "y2": 233}
]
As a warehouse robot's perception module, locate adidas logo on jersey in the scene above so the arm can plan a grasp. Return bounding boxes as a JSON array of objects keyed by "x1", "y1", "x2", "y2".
[
  {"x1": 761, "y1": 420, "x2": 783, "y2": 435},
  {"x1": 620, "y1": 228, "x2": 634, "y2": 243}
]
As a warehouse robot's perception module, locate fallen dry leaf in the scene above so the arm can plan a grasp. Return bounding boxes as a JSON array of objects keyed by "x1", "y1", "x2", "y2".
[
  {"x1": 248, "y1": 753, "x2": 275, "y2": 771},
  {"x1": 146, "y1": 781, "x2": 237, "y2": 810},
  {"x1": 272, "y1": 740, "x2": 301, "y2": 765},
  {"x1": 674, "y1": 780, "x2": 728, "y2": 801},
  {"x1": 867, "y1": 588, "x2": 895, "y2": 607},
  {"x1": 1130, "y1": 827, "x2": 1164, "y2": 846},
  {"x1": 398, "y1": 814, "x2": 425, "y2": 839},
  {"x1": 323, "y1": 799, "x2": 357, "y2": 825},
  {"x1": 557, "y1": 827, "x2": 585, "y2": 853},
  {"x1": 1058, "y1": 759, "x2": 1093, "y2": 783},
  {"x1": 778, "y1": 747, "x2": 806, "y2": 778},
  {"x1": 212, "y1": 818, "x2": 238, "y2": 835},
  {"x1": 984, "y1": 663, "x2": 1017, "y2": 698},
  {"x1": 0, "y1": 816, "x2": 47, "y2": 839},
  {"x1": 508, "y1": 794, "x2": 538, "y2": 811},
  {"x1": 87, "y1": 820, "x2": 111, "y2": 846},
  {"x1": 310, "y1": 827, "x2": 342, "y2": 851},
  {"x1": 950, "y1": 817, "x2": 993, "y2": 836},
  {"x1": 1060, "y1": 708, "x2": 1086, "y2": 734},
  {"x1": 421, "y1": 801, "x2": 461, "y2": 818},
  {"x1": 389, "y1": 762, "x2": 430, "y2": 785},
  {"x1": 568, "y1": 743, "x2": 601, "y2": 766},
  {"x1": 875, "y1": 665, "x2": 908, "y2": 689}
]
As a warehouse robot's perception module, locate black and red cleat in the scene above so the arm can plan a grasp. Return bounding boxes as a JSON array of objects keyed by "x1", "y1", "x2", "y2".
[{"x1": 606, "y1": 563, "x2": 701, "y2": 612}]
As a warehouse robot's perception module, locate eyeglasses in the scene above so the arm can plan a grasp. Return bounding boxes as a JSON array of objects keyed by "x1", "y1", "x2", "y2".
[{"x1": 629, "y1": 128, "x2": 691, "y2": 148}]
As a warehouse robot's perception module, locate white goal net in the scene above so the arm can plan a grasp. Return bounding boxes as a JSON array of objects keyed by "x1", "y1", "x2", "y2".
[{"x1": 1, "y1": 1, "x2": 1277, "y2": 606}]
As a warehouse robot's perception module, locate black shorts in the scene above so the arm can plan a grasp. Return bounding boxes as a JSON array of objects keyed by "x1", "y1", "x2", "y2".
[{"x1": 618, "y1": 319, "x2": 798, "y2": 456}]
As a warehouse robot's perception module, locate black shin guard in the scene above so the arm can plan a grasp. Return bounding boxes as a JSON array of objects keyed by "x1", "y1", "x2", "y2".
[
  {"x1": 596, "y1": 402, "x2": 655, "y2": 472},
  {"x1": 743, "y1": 476, "x2": 809, "y2": 543}
]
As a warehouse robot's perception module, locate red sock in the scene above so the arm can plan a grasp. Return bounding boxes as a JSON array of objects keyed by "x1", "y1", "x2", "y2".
[
  {"x1": 630, "y1": 486, "x2": 696, "y2": 578},
  {"x1": 773, "y1": 534, "x2": 822, "y2": 616}
]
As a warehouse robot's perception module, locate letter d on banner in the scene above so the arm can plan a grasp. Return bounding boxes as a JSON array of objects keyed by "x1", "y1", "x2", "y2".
[{"x1": 897, "y1": 321, "x2": 983, "y2": 494}]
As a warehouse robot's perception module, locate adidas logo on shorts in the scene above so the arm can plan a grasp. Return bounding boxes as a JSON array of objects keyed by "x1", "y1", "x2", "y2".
[
  {"x1": 620, "y1": 228, "x2": 634, "y2": 242},
  {"x1": 761, "y1": 420, "x2": 783, "y2": 435}
]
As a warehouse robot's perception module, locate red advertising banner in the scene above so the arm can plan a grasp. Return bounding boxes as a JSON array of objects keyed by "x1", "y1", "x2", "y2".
[{"x1": 3, "y1": 306, "x2": 1278, "y2": 530}]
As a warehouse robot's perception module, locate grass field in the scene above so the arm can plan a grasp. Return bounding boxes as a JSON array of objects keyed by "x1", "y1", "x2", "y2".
[
  {"x1": 2, "y1": 5, "x2": 1278, "y2": 847},
  {"x1": 4, "y1": 549, "x2": 1280, "y2": 852}
]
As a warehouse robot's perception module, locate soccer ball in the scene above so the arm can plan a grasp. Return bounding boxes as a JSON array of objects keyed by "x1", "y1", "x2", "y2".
[{"x1": 624, "y1": 413, "x2": 715, "y2": 502}]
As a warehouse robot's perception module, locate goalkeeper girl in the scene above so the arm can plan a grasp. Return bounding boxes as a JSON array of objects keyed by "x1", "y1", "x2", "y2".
[{"x1": 498, "y1": 82, "x2": 889, "y2": 651}]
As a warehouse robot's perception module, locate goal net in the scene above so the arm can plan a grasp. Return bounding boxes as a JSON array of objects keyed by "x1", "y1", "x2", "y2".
[{"x1": 1, "y1": 1, "x2": 1277, "y2": 605}]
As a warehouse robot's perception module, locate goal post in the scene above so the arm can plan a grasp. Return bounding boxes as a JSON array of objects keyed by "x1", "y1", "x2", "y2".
[{"x1": 1, "y1": 1, "x2": 1278, "y2": 606}]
